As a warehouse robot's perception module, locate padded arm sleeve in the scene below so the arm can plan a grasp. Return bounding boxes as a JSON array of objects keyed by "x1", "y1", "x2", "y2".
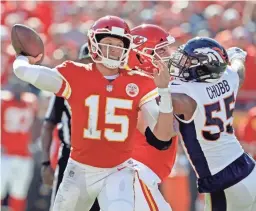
[
  {"x1": 13, "y1": 56, "x2": 63, "y2": 93},
  {"x1": 145, "y1": 127, "x2": 173, "y2": 150}
]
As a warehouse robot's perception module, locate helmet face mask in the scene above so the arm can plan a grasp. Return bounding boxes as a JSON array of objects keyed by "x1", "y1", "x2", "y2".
[
  {"x1": 169, "y1": 50, "x2": 202, "y2": 79},
  {"x1": 168, "y1": 37, "x2": 229, "y2": 82},
  {"x1": 88, "y1": 16, "x2": 133, "y2": 69},
  {"x1": 88, "y1": 29, "x2": 132, "y2": 69},
  {"x1": 142, "y1": 39, "x2": 174, "y2": 66}
]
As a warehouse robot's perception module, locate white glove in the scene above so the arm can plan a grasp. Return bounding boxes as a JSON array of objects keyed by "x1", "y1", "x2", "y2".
[{"x1": 227, "y1": 47, "x2": 247, "y2": 62}]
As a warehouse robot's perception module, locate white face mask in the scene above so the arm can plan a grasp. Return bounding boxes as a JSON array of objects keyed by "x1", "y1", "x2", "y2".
[
  {"x1": 88, "y1": 29, "x2": 132, "y2": 69},
  {"x1": 97, "y1": 43, "x2": 127, "y2": 69}
]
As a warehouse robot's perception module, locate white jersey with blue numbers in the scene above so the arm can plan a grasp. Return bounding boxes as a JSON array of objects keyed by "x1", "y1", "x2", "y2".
[{"x1": 169, "y1": 66, "x2": 244, "y2": 178}]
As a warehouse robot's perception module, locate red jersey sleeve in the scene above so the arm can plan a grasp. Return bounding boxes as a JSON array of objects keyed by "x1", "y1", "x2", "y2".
[
  {"x1": 55, "y1": 60, "x2": 76, "y2": 99},
  {"x1": 55, "y1": 61, "x2": 92, "y2": 99}
]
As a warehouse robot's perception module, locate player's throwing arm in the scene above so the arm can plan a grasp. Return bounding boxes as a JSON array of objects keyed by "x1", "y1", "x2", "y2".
[{"x1": 12, "y1": 24, "x2": 64, "y2": 94}]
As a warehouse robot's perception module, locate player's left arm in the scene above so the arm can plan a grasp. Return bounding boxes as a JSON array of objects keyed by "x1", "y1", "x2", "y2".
[
  {"x1": 140, "y1": 60, "x2": 176, "y2": 142},
  {"x1": 139, "y1": 100, "x2": 178, "y2": 150},
  {"x1": 227, "y1": 47, "x2": 247, "y2": 88}
]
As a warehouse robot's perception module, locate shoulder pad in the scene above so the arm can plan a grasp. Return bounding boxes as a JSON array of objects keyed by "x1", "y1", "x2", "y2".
[
  {"x1": 168, "y1": 79, "x2": 191, "y2": 95},
  {"x1": 127, "y1": 70, "x2": 153, "y2": 79},
  {"x1": 71, "y1": 62, "x2": 93, "y2": 72},
  {"x1": 83, "y1": 63, "x2": 93, "y2": 71},
  {"x1": 73, "y1": 62, "x2": 93, "y2": 70},
  {"x1": 56, "y1": 60, "x2": 93, "y2": 72}
]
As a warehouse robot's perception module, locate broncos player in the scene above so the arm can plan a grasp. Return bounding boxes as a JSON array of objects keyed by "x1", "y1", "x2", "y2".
[
  {"x1": 166, "y1": 38, "x2": 256, "y2": 211},
  {"x1": 131, "y1": 35, "x2": 256, "y2": 211}
]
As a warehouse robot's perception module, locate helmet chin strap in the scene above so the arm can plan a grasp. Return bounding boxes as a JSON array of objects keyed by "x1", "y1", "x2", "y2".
[{"x1": 102, "y1": 57, "x2": 121, "y2": 69}]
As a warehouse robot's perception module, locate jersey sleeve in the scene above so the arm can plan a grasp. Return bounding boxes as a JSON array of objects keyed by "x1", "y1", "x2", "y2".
[
  {"x1": 138, "y1": 78, "x2": 158, "y2": 108},
  {"x1": 168, "y1": 80, "x2": 189, "y2": 94},
  {"x1": 44, "y1": 95, "x2": 65, "y2": 125},
  {"x1": 55, "y1": 61, "x2": 77, "y2": 99}
]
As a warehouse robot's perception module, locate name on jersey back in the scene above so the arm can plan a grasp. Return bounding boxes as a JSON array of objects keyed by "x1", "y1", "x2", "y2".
[{"x1": 206, "y1": 80, "x2": 230, "y2": 99}]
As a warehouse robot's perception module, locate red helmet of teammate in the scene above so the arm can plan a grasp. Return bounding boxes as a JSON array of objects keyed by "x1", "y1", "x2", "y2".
[
  {"x1": 88, "y1": 16, "x2": 133, "y2": 69},
  {"x1": 128, "y1": 24, "x2": 175, "y2": 75}
]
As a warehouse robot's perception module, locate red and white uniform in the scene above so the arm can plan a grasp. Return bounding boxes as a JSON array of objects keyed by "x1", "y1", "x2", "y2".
[
  {"x1": 52, "y1": 61, "x2": 163, "y2": 211},
  {"x1": 1, "y1": 91, "x2": 37, "y2": 157},
  {"x1": 1, "y1": 90, "x2": 37, "y2": 210},
  {"x1": 56, "y1": 61, "x2": 158, "y2": 167},
  {"x1": 131, "y1": 130, "x2": 177, "y2": 210},
  {"x1": 132, "y1": 130, "x2": 178, "y2": 182}
]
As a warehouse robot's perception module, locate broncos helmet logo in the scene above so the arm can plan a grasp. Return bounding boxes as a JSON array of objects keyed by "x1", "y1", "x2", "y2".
[{"x1": 193, "y1": 47, "x2": 225, "y2": 63}]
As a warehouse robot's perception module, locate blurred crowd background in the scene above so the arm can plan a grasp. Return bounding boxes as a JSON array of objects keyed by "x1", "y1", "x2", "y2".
[{"x1": 1, "y1": 1, "x2": 256, "y2": 211}]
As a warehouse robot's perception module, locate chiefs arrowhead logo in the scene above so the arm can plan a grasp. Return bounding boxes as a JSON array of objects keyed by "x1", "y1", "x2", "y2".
[{"x1": 131, "y1": 35, "x2": 147, "y2": 49}]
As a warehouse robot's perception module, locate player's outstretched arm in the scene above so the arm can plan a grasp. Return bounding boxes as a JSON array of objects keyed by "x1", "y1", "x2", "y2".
[
  {"x1": 227, "y1": 47, "x2": 247, "y2": 88},
  {"x1": 231, "y1": 59, "x2": 246, "y2": 88},
  {"x1": 13, "y1": 55, "x2": 63, "y2": 93}
]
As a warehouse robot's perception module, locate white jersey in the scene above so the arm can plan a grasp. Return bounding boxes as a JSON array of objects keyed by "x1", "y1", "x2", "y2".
[{"x1": 169, "y1": 66, "x2": 244, "y2": 178}]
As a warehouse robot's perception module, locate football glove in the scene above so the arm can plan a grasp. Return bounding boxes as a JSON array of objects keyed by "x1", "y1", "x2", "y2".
[{"x1": 227, "y1": 47, "x2": 247, "y2": 62}]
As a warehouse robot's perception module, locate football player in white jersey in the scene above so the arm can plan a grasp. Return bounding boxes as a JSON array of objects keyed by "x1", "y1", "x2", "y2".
[{"x1": 165, "y1": 37, "x2": 256, "y2": 211}]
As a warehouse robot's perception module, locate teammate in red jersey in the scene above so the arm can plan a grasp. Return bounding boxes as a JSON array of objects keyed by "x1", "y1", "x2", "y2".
[
  {"x1": 127, "y1": 24, "x2": 178, "y2": 210},
  {"x1": 128, "y1": 24, "x2": 175, "y2": 74},
  {"x1": 1, "y1": 82, "x2": 38, "y2": 211},
  {"x1": 13, "y1": 16, "x2": 175, "y2": 211},
  {"x1": 130, "y1": 24, "x2": 178, "y2": 182}
]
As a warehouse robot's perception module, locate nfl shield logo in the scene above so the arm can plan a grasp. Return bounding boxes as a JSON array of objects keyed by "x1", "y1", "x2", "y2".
[{"x1": 106, "y1": 84, "x2": 113, "y2": 92}]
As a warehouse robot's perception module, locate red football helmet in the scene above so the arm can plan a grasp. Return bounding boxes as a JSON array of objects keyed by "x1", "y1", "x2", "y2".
[
  {"x1": 128, "y1": 24, "x2": 175, "y2": 75},
  {"x1": 88, "y1": 16, "x2": 133, "y2": 69}
]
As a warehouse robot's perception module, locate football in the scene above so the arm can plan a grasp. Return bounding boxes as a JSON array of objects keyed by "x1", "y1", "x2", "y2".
[{"x1": 11, "y1": 24, "x2": 44, "y2": 64}]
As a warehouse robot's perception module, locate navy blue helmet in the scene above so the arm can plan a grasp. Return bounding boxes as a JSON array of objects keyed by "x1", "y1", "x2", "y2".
[{"x1": 168, "y1": 37, "x2": 229, "y2": 82}]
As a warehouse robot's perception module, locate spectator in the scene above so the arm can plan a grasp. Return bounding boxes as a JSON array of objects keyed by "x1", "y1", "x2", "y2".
[
  {"x1": 222, "y1": 8, "x2": 241, "y2": 31},
  {"x1": 204, "y1": 4, "x2": 224, "y2": 37}
]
